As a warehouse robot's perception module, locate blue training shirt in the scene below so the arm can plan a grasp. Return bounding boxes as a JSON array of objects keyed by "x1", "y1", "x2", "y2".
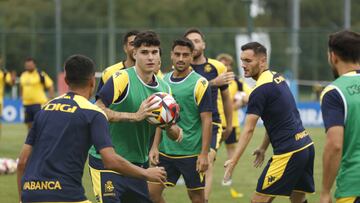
[
  {"x1": 246, "y1": 70, "x2": 313, "y2": 154},
  {"x1": 21, "y1": 92, "x2": 112, "y2": 202}
]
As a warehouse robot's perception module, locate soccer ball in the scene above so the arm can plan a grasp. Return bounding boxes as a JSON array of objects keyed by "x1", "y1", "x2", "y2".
[
  {"x1": 146, "y1": 92, "x2": 179, "y2": 126},
  {"x1": 0, "y1": 158, "x2": 18, "y2": 175}
]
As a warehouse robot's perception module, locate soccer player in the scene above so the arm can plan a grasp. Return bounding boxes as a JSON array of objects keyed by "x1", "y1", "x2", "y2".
[
  {"x1": 0, "y1": 57, "x2": 16, "y2": 135},
  {"x1": 216, "y1": 53, "x2": 250, "y2": 185},
  {"x1": 97, "y1": 30, "x2": 140, "y2": 92},
  {"x1": 224, "y1": 42, "x2": 315, "y2": 203},
  {"x1": 184, "y1": 28, "x2": 234, "y2": 202},
  {"x1": 88, "y1": 31, "x2": 181, "y2": 203},
  {"x1": 17, "y1": 55, "x2": 167, "y2": 203},
  {"x1": 19, "y1": 57, "x2": 54, "y2": 130},
  {"x1": 148, "y1": 38, "x2": 212, "y2": 203},
  {"x1": 320, "y1": 30, "x2": 360, "y2": 203}
]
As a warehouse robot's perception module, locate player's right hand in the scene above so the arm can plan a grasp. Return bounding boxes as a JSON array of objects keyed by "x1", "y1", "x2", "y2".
[
  {"x1": 253, "y1": 148, "x2": 265, "y2": 168},
  {"x1": 223, "y1": 159, "x2": 236, "y2": 184},
  {"x1": 145, "y1": 167, "x2": 167, "y2": 185},
  {"x1": 215, "y1": 72, "x2": 235, "y2": 86},
  {"x1": 196, "y1": 153, "x2": 209, "y2": 173},
  {"x1": 135, "y1": 95, "x2": 161, "y2": 121},
  {"x1": 149, "y1": 147, "x2": 160, "y2": 166},
  {"x1": 319, "y1": 191, "x2": 332, "y2": 203}
]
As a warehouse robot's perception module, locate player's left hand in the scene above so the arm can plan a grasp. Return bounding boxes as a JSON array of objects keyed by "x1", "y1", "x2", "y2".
[
  {"x1": 149, "y1": 147, "x2": 160, "y2": 166},
  {"x1": 223, "y1": 159, "x2": 236, "y2": 184},
  {"x1": 222, "y1": 126, "x2": 232, "y2": 141},
  {"x1": 253, "y1": 148, "x2": 265, "y2": 168},
  {"x1": 162, "y1": 124, "x2": 183, "y2": 142},
  {"x1": 196, "y1": 153, "x2": 209, "y2": 173},
  {"x1": 320, "y1": 191, "x2": 332, "y2": 203}
]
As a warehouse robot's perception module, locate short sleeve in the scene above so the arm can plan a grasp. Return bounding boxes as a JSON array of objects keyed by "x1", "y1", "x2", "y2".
[
  {"x1": 25, "y1": 115, "x2": 39, "y2": 145},
  {"x1": 195, "y1": 78, "x2": 212, "y2": 112},
  {"x1": 5, "y1": 72, "x2": 12, "y2": 85},
  {"x1": 90, "y1": 113, "x2": 113, "y2": 151},
  {"x1": 246, "y1": 87, "x2": 267, "y2": 116},
  {"x1": 320, "y1": 88, "x2": 345, "y2": 131},
  {"x1": 43, "y1": 72, "x2": 54, "y2": 88},
  {"x1": 96, "y1": 70, "x2": 129, "y2": 107}
]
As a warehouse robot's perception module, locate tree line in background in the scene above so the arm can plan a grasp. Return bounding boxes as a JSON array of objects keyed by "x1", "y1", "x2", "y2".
[{"x1": 0, "y1": 0, "x2": 359, "y2": 82}]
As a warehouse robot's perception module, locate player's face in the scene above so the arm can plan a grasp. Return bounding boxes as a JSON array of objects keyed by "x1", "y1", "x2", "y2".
[
  {"x1": 24, "y1": 61, "x2": 36, "y2": 72},
  {"x1": 240, "y1": 50, "x2": 263, "y2": 79},
  {"x1": 171, "y1": 45, "x2": 193, "y2": 72},
  {"x1": 186, "y1": 33, "x2": 205, "y2": 59},
  {"x1": 124, "y1": 35, "x2": 136, "y2": 61},
  {"x1": 154, "y1": 60, "x2": 161, "y2": 74},
  {"x1": 328, "y1": 51, "x2": 339, "y2": 79},
  {"x1": 219, "y1": 58, "x2": 233, "y2": 72},
  {"x1": 133, "y1": 45, "x2": 160, "y2": 74}
]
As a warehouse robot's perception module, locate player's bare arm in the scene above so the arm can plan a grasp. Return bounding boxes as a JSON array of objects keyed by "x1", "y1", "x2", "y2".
[
  {"x1": 320, "y1": 126, "x2": 344, "y2": 203},
  {"x1": 253, "y1": 132, "x2": 270, "y2": 168},
  {"x1": 163, "y1": 124, "x2": 183, "y2": 142},
  {"x1": 223, "y1": 114, "x2": 259, "y2": 181},
  {"x1": 95, "y1": 96, "x2": 159, "y2": 122},
  {"x1": 149, "y1": 128, "x2": 162, "y2": 166},
  {"x1": 99, "y1": 147, "x2": 167, "y2": 184},
  {"x1": 17, "y1": 144, "x2": 33, "y2": 201},
  {"x1": 197, "y1": 111, "x2": 212, "y2": 173},
  {"x1": 48, "y1": 85, "x2": 55, "y2": 100},
  {"x1": 221, "y1": 89, "x2": 233, "y2": 140}
]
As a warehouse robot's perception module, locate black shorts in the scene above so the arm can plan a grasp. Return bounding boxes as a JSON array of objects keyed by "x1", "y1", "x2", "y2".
[
  {"x1": 224, "y1": 127, "x2": 240, "y2": 145},
  {"x1": 152, "y1": 153, "x2": 205, "y2": 190},
  {"x1": 210, "y1": 122, "x2": 222, "y2": 151},
  {"x1": 24, "y1": 104, "x2": 42, "y2": 123},
  {"x1": 88, "y1": 155, "x2": 151, "y2": 203},
  {"x1": 256, "y1": 144, "x2": 315, "y2": 197}
]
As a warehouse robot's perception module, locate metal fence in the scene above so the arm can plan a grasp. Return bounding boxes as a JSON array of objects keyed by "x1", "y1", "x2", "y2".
[{"x1": 1, "y1": 27, "x2": 359, "y2": 100}]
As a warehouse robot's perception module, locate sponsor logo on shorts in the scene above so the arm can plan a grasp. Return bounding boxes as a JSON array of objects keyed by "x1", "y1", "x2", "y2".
[
  {"x1": 267, "y1": 176, "x2": 276, "y2": 183},
  {"x1": 103, "y1": 180, "x2": 116, "y2": 197}
]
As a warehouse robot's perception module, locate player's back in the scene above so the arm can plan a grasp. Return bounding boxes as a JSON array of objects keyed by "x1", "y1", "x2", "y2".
[
  {"x1": 21, "y1": 92, "x2": 109, "y2": 202},
  {"x1": 247, "y1": 70, "x2": 312, "y2": 154}
]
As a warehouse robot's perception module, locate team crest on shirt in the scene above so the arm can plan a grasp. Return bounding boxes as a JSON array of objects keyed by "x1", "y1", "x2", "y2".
[
  {"x1": 104, "y1": 180, "x2": 115, "y2": 193},
  {"x1": 204, "y1": 64, "x2": 212, "y2": 73}
]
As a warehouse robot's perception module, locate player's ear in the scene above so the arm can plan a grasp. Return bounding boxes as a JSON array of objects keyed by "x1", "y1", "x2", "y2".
[
  {"x1": 133, "y1": 49, "x2": 137, "y2": 60},
  {"x1": 330, "y1": 51, "x2": 338, "y2": 64}
]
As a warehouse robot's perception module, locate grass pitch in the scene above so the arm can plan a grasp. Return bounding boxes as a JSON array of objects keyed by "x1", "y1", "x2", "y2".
[{"x1": 0, "y1": 124, "x2": 333, "y2": 202}]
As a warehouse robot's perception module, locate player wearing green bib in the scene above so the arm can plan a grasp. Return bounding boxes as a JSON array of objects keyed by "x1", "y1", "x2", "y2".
[
  {"x1": 320, "y1": 30, "x2": 360, "y2": 203},
  {"x1": 88, "y1": 31, "x2": 181, "y2": 203},
  {"x1": 148, "y1": 38, "x2": 212, "y2": 203}
]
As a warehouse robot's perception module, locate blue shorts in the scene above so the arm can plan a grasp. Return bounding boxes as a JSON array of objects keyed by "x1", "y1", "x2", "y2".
[
  {"x1": 88, "y1": 155, "x2": 151, "y2": 203},
  {"x1": 256, "y1": 144, "x2": 315, "y2": 197},
  {"x1": 24, "y1": 104, "x2": 42, "y2": 123},
  {"x1": 153, "y1": 153, "x2": 205, "y2": 190},
  {"x1": 210, "y1": 122, "x2": 222, "y2": 151},
  {"x1": 224, "y1": 127, "x2": 240, "y2": 145}
]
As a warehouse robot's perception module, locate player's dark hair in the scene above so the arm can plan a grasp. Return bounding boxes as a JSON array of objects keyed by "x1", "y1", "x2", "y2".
[
  {"x1": 64, "y1": 55, "x2": 95, "y2": 87},
  {"x1": 183, "y1": 28, "x2": 205, "y2": 40},
  {"x1": 133, "y1": 31, "x2": 160, "y2": 48},
  {"x1": 241, "y1": 42, "x2": 267, "y2": 56},
  {"x1": 328, "y1": 30, "x2": 360, "y2": 63},
  {"x1": 123, "y1": 30, "x2": 140, "y2": 44},
  {"x1": 171, "y1": 38, "x2": 194, "y2": 52},
  {"x1": 24, "y1": 57, "x2": 37, "y2": 64}
]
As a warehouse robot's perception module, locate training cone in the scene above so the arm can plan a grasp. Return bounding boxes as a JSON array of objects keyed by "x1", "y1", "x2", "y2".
[{"x1": 230, "y1": 187, "x2": 244, "y2": 198}]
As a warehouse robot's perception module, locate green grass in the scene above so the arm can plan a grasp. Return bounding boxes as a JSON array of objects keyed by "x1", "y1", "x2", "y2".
[{"x1": 0, "y1": 124, "x2": 334, "y2": 202}]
